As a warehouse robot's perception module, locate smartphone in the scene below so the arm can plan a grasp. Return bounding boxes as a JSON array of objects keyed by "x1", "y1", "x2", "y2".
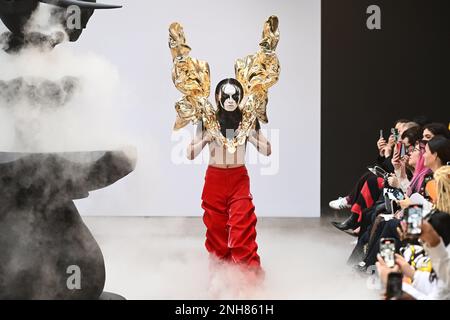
[
  {"x1": 380, "y1": 129, "x2": 384, "y2": 139},
  {"x1": 386, "y1": 272, "x2": 403, "y2": 300},
  {"x1": 403, "y1": 205, "x2": 423, "y2": 239},
  {"x1": 400, "y1": 143, "x2": 406, "y2": 158},
  {"x1": 368, "y1": 165, "x2": 389, "y2": 179},
  {"x1": 394, "y1": 141, "x2": 402, "y2": 159},
  {"x1": 391, "y1": 128, "x2": 400, "y2": 142},
  {"x1": 380, "y1": 238, "x2": 396, "y2": 268}
]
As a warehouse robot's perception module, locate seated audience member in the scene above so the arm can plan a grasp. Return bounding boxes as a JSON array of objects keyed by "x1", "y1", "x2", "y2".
[
  {"x1": 329, "y1": 119, "x2": 410, "y2": 211},
  {"x1": 422, "y1": 122, "x2": 450, "y2": 141},
  {"x1": 376, "y1": 165, "x2": 450, "y2": 300},
  {"x1": 347, "y1": 126, "x2": 424, "y2": 266},
  {"x1": 330, "y1": 120, "x2": 414, "y2": 231},
  {"x1": 332, "y1": 123, "x2": 420, "y2": 233},
  {"x1": 363, "y1": 136, "x2": 449, "y2": 270}
]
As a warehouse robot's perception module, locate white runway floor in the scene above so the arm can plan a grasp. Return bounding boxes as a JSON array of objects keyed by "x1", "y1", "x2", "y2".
[{"x1": 84, "y1": 217, "x2": 380, "y2": 300}]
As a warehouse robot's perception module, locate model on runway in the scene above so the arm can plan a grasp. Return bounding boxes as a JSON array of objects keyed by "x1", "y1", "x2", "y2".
[{"x1": 168, "y1": 16, "x2": 281, "y2": 283}]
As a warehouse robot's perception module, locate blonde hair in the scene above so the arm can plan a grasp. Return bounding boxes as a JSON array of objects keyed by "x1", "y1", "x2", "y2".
[
  {"x1": 403, "y1": 122, "x2": 419, "y2": 131},
  {"x1": 434, "y1": 165, "x2": 450, "y2": 213}
]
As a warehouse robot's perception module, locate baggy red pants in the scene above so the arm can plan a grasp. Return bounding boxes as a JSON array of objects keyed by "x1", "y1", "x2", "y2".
[{"x1": 201, "y1": 165, "x2": 261, "y2": 269}]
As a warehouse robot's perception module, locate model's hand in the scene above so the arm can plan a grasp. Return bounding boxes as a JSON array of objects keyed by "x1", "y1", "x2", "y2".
[
  {"x1": 420, "y1": 220, "x2": 442, "y2": 248},
  {"x1": 248, "y1": 128, "x2": 258, "y2": 139},
  {"x1": 203, "y1": 131, "x2": 213, "y2": 143},
  {"x1": 248, "y1": 128, "x2": 271, "y2": 156}
]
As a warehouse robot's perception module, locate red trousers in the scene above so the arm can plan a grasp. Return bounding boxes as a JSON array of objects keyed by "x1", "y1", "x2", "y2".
[{"x1": 201, "y1": 165, "x2": 261, "y2": 269}]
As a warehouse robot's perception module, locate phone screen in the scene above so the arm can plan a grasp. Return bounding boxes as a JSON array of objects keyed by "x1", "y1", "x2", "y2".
[
  {"x1": 380, "y1": 238, "x2": 396, "y2": 268},
  {"x1": 400, "y1": 143, "x2": 406, "y2": 157},
  {"x1": 391, "y1": 128, "x2": 399, "y2": 142},
  {"x1": 386, "y1": 272, "x2": 403, "y2": 299},
  {"x1": 404, "y1": 205, "x2": 423, "y2": 237}
]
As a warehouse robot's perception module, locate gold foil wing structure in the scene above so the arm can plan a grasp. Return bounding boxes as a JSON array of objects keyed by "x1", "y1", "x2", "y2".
[
  {"x1": 169, "y1": 22, "x2": 212, "y2": 130},
  {"x1": 235, "y1": 15, "x2": 280, "y2": 128},
  {"x1": 169, "y1": 16, "x2": 280, "y2": 154}
]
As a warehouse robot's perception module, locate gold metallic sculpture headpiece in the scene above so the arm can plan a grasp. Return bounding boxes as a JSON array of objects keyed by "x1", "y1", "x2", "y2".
[{"x1": 169, "y1": 16, "x2": 280, "y2": 153}]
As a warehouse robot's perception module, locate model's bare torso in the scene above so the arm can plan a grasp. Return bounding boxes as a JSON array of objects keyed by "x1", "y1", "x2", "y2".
[
  {"x1": 207, "y1": 140, "x2": 247, "y2": 168},
  {"x1": 187, "y1": 124, "x2": 271, "y2": 166}
]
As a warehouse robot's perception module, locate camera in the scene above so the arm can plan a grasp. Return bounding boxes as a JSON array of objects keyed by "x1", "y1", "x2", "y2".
[
  {"x1": 402, "y1": 204, "x2": 423, "y2": 240},
  {"x1": 380, "y1": 237, "x2": 396, "y2": 268}
]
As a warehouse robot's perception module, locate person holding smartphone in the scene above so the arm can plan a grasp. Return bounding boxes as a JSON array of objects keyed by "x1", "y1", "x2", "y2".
[
  {"x1": 397, "y1": 135, "x2": 450, "y2": 209},
  {"x1": 329, "y1": 120, "x2": 411, "y2": 212},
  {"x1": 376, "y1": 165, "x2": 450, "y2": 299},
  {"x1": 350, "y1": 130, "x2": 443, "y2": 271},
  {"x1": 330, "y1": 120, "x2": 418, "y2": 232},
  {"x1": 388, "y1": 126, "x2": 423, "y2": 192}
]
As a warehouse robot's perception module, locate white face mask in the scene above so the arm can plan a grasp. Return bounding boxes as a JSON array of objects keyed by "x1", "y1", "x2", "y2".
[{"x1": 220, "y1": 84, "x2": 240, "y2": 111}]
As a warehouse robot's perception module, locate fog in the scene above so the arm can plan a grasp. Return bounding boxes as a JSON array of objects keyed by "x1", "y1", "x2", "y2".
[
  {"x1": 0, "y1": 5, "x2": 129, "y2": 152},
  {"x1": 89, "y1": 217, "x2": 381, "y2": 300}
]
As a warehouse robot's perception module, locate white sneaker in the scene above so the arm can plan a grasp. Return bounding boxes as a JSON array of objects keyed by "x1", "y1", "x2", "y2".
[{"x1": 329, "y1": 197, "x2": 351, "y2": 210}]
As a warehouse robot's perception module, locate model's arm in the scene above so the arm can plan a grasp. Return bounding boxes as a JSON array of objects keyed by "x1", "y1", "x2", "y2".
[
  {"x1": 248, "y1": 129, "x2": 271, "y2": 156},
  {"x1": 187, "y1": 123, "x2": 211, "y2": 160}
]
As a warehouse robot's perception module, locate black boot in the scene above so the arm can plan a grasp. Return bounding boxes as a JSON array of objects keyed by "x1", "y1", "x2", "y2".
[{"x1": 331, "y1": 213, "x2": 359, "y2": 231}]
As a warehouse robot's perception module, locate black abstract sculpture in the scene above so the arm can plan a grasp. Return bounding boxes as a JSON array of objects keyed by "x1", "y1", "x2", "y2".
[
  {"x1": 0, "y1": 0, "x2": 132, "y2": 300},
  {"x1": 0, "y1": 150, "x2": 135, "y2": 299},
  {"x1": 0, "y1": 0, "x2": 121, "y2": 51}
]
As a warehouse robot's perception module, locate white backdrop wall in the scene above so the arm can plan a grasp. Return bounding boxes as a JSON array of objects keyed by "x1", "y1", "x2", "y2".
[{"x1": 1, "y1": 0, "x2": 321, "y2": 217}]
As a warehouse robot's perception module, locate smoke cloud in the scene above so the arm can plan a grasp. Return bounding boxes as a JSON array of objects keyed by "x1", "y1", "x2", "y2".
[
  {"x1": 0, "y1": 3, "x2": 130, "y2": 153},
  {"x1": 91, "y1": 217, "x2": 381, "y2": 300}
]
